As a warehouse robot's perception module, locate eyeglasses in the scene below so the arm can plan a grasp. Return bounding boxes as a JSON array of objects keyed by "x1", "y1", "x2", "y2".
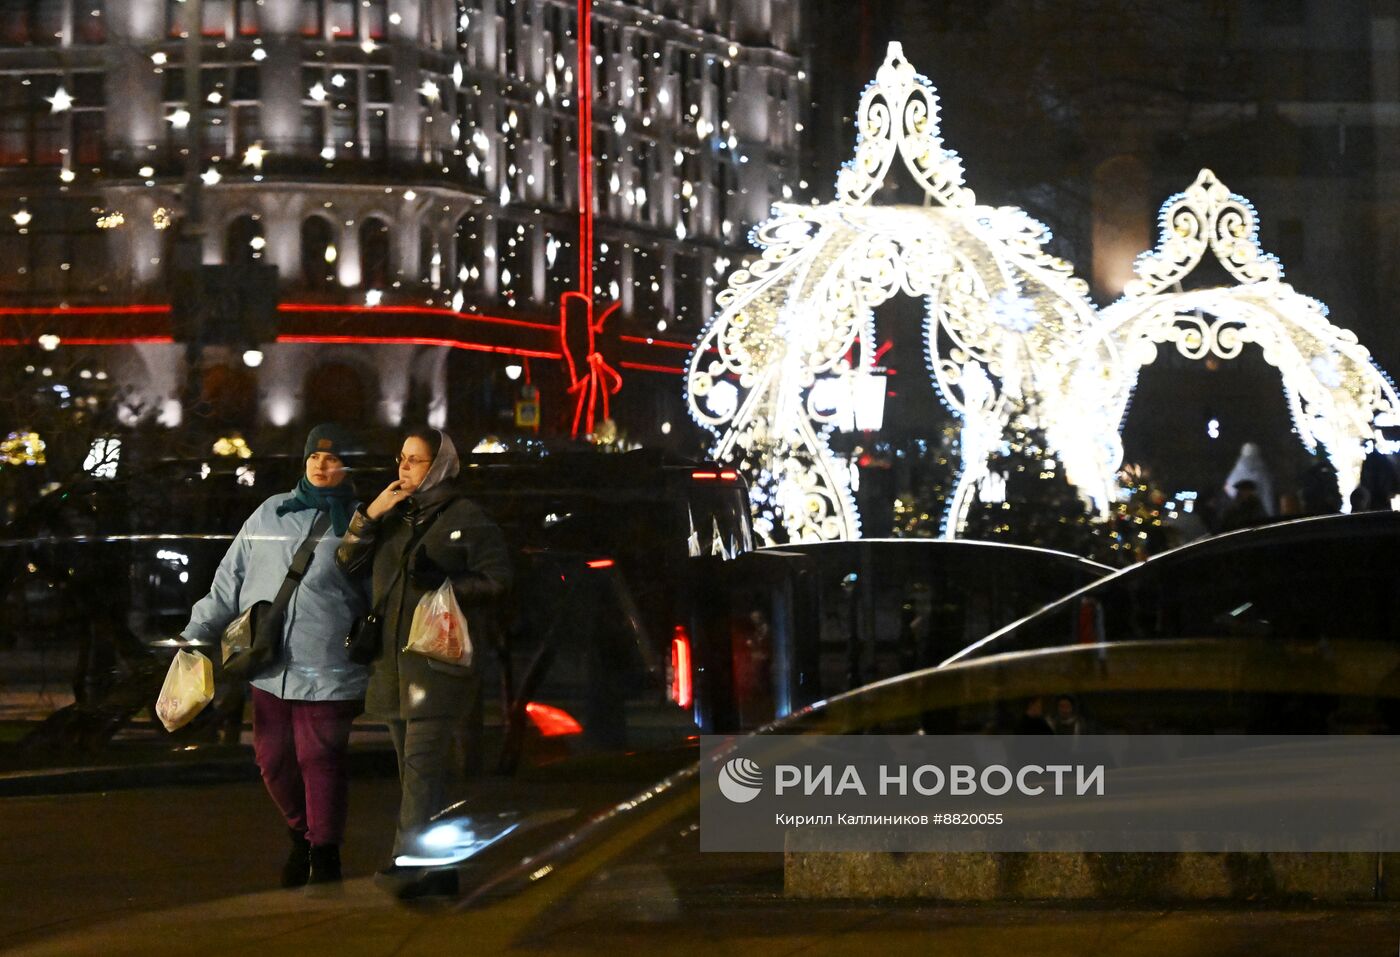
[{"x1": 395, "y1": 454, "x2": 433, "y2": 467}]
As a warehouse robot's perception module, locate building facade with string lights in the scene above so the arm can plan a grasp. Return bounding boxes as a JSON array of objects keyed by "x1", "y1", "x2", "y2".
[{"x1": 0, "y1": 0, "x2": 808, "y2": 443}]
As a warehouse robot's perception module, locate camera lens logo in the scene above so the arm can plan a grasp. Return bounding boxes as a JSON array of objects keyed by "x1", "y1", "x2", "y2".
[{"x1": 717, "y1": 757, "x2": 764, "y2": 804}]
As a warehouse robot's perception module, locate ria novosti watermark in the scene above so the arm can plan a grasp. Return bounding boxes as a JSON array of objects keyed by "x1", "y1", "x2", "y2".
[
  {"x1": 700, "y1": 735, "x2": 1400, "y2": 853},
  {"x1": 755, "y1": 760, "x2": 1105, "y2": 797}
]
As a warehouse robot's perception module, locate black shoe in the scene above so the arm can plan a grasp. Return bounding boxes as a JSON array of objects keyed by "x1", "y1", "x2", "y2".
[
  {"x1": 397, "y1": 868, "x2": 458, "y2": 902},
  {"x1": 307, "y1": 844, "x2": 342, "y2": 884},
  {"x1": 281, "y1": 829, "x2": 311, "y2": 889},
  {"x1": 372, "y1": 863, "x2": 418, "y2": 894}
]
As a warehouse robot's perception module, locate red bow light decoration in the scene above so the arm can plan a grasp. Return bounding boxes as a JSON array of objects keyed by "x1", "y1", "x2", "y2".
[
  {"x1": 560, "y1": 0, "x2": 622, "y2": 439},
  {"x1": 560, "y1": 290, "x2": 622, "y2": 437}
]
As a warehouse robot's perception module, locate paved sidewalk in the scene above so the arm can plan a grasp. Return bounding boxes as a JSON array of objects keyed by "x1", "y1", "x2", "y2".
[{"x1": 11, "y1": 880, "x2": 1400, "y2": 955}]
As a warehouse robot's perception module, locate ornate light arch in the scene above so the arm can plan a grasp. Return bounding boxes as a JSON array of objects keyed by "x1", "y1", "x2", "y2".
[
  {"x1": 685, "y1": 43, "x2": 1099, "y2": 544},
  {"x1": 687, "y1": 49, "x2": 1399, "y2": 546},
  {"x1": 1053, "y1": 169, "x2": 1400, "y2": 509}
]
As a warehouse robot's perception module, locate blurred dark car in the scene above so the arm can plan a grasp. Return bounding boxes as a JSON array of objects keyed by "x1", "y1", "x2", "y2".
[
  {"x1": 942, "y1": 510, "x2": 1400, "y2": 667},
  {"x1": 0, "y1": 448, "x2": 754, "y2": 757},
  {"x1": 375, "y1": 634, "x2": 1400, "y2": 937}
]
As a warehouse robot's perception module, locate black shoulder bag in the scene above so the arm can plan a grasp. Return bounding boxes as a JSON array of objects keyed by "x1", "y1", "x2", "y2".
[
  {"x1": 345, "y1": 516, "x2": 434, "y2": 665},
  {"x1": 221, "y1": 512, "x2": 332, "y2": 679}
]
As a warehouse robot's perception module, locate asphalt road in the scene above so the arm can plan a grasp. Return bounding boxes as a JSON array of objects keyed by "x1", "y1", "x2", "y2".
[
  {"x1": 5, "y1": 768, "x2": 1400, "y2": 956},
  {"x1": 0, "y1": 776, "x2": 404, "y2": 950}
]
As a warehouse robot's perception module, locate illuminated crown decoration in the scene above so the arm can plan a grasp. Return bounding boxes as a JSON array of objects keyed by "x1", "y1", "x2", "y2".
[{"x1": 686, "y1": 49, "x2": 1397, "y2": 544}]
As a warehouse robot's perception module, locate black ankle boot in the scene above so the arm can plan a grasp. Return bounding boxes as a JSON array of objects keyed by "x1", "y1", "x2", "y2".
[
  {"x1": 281, "y1": 829, "x2": 311, "y2": 888},
  {"x1": 307, "y1": 844, "x2": 342, "y2": 884}
]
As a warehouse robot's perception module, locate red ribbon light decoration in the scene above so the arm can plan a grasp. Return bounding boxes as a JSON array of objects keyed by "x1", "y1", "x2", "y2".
[{"x1": 559, "y1": 0, "x2": 623, "y2": 438}]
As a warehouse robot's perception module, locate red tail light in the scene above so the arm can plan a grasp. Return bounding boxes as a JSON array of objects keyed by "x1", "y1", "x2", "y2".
[
  {"x1": 524, "y1": 701, "x2": 583, "y2": 737},
  {"x1": 585, "y1": 558, "x2": 615, "y2": 569},
  {"x1": 669, "y1": 625, "x2": 693, "y2": 709},
  {"x1": 691, "y1": 469, "x2": 740, "y2": 482}
]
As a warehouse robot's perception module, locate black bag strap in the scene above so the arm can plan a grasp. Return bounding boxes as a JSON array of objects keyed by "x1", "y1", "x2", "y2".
[
  {"x1": 269, "y1": 511, "x2": 332, "y2": 618},
  {"x1": 368, "y1": 520, "x2": 431, "y2": 617}
]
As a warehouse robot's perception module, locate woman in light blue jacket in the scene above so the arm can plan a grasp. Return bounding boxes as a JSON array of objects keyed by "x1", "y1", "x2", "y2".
[{"x1": 182, "y1": 423, "x2": 367, "y2": 888}]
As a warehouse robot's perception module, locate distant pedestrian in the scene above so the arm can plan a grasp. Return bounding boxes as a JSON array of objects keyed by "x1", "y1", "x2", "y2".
[
  {"x1": 1220, "y1": 479, "x2": 1269, "y2": 532},
  {"x1": 181, "y1": 423, "x2": 368, "y2": 889},
  {"x1": 1017, "y1": 697, "x2": 1054, "y2": 734},
  {"x1": 1354, "y1": 449, "x2": 1399, "y2": 512},
  {"x1": 336, "y1": 427, "x2": 512, "y2": 889},
  {"x1": 1050, "y1": 694, "x2": 1088, "y2": 735},
  {"x1": 1299, "y1": 460, "x2": 1343, "y2": 516}
]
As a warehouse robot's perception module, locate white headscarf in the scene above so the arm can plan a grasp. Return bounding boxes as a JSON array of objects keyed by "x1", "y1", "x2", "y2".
[{"x1": 413, "y1": 428, "x2": 461, "y2": 495}]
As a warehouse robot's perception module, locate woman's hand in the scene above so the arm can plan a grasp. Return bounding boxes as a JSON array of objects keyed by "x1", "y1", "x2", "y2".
[{"x1": 365, "y1": 479, "x2": 406, "y2": 520}]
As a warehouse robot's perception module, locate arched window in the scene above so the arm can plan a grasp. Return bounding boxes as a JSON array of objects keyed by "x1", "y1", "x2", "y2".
[
  {"x1": 225, "y1": 214, "x2": 264, "y2": 265},
  {"x1": 300, "y1": 215, "x2": 336, "y2": 288},
  {"x1": 359, "y1": 217, "x2": 390, "y2": 289}
]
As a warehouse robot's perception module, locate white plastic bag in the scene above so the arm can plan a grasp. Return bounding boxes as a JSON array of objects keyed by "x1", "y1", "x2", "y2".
[
  {"x1": 155, "y1": 649, "x2": 215, "y2": 732},
  {"x1": 404, "y1": 579, "x2": 473, "y2": 667}
]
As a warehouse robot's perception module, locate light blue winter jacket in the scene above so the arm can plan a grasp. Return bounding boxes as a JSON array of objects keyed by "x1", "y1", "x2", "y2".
[{"x1": 182, "y1": 492, "x2": 369, "y2": 701}]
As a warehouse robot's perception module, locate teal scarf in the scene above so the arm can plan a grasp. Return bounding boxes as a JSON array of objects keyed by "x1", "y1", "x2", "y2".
[{"x1": 275, "y1": 477, "x2": 357, "y2": 536}]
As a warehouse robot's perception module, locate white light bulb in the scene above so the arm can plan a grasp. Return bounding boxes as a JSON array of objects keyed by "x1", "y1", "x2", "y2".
[{"x1": 46, "y1": 86, "x2": 73, "y2": 113}]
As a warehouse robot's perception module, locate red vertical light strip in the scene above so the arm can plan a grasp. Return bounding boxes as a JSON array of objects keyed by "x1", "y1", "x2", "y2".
[
  {"x1": 577, "y1": 0, "x2": 594, "y2": 297},
  {"x1": 558, "y1": 0, "x2": 624, "y2": 437}
]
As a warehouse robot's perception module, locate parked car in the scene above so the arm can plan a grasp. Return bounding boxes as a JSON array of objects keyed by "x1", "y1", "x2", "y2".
[{"x1": 0, "y1": 447, "x2": 755, "y2": 759}]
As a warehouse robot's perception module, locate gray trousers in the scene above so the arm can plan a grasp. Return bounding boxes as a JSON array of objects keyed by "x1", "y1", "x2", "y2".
[{"x1": 386, "y1": 717, "x2": 457, "y2": 856}]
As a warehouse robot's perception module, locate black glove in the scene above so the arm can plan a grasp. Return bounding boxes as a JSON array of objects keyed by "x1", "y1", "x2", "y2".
[{"x1": 409, "y1": 551, "x2": 448, "y2": 590}]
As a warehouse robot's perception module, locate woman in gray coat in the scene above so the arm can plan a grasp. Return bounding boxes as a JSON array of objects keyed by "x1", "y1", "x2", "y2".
[{"x1": 336, "y1": 426, "x2": 512, "y2": 871}]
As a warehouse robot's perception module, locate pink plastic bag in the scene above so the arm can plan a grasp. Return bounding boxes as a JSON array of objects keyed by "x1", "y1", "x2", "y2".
[{"x1": 404, "y1": 579, "x2": 473, "y2": 667}]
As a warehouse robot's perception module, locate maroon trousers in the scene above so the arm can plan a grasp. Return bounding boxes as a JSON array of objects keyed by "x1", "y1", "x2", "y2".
[{"x1": 250, "y1": 688, "x2": 359, "y2": 847}]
